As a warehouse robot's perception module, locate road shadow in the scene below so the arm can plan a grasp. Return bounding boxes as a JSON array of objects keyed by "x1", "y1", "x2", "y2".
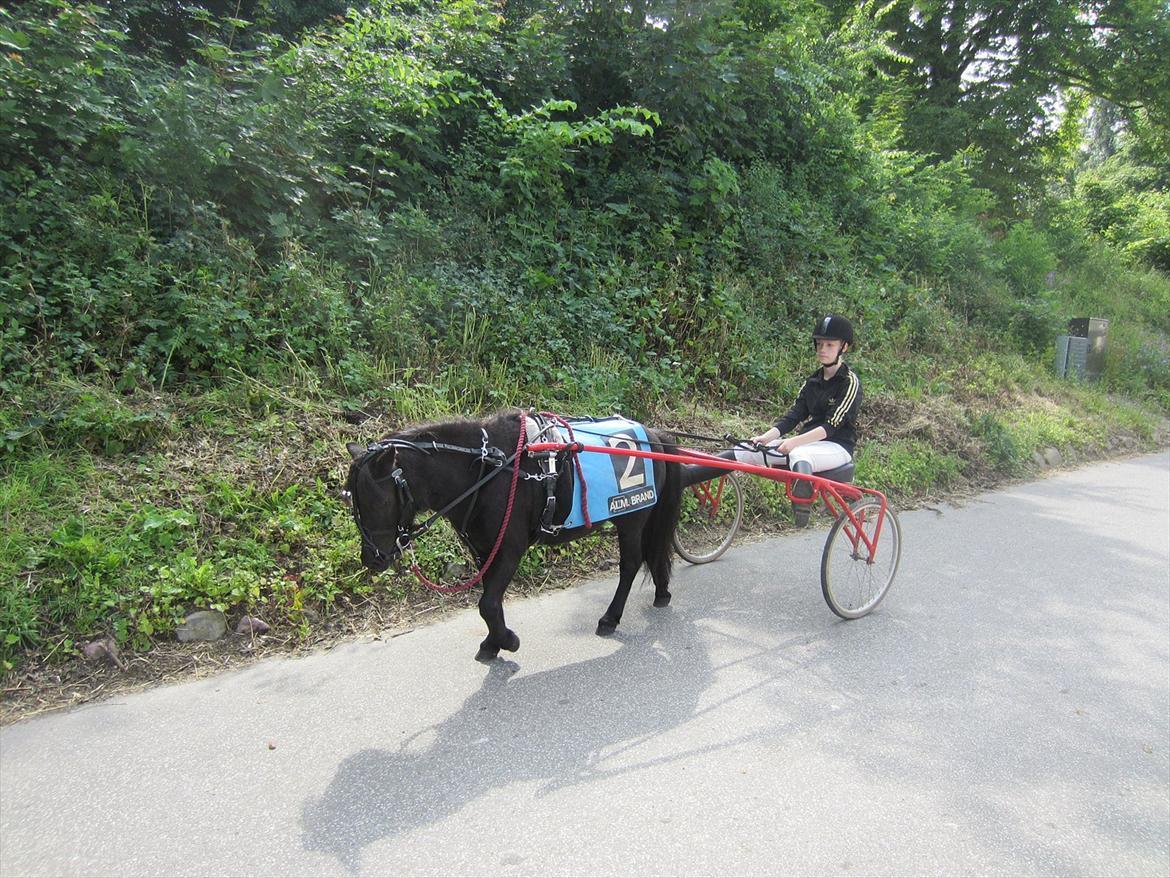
[
  {"x1": 788, "y1": 467, "x2": 1170, "y2": 874},
  {"x1": 300, "y1": 610, "x2": 717, "y2": 874}
]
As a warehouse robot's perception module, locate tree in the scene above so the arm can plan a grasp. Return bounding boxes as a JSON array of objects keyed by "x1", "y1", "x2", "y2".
[
  {"x1": 92, "y1": 0, "x2": 348, "y2": 62},
  {"x1": 857, "y1": 0, "x2": 1163, "y2": 210},
  {"x1": 1056, "y1": 0, "x2": 1170, "y2": 136}
]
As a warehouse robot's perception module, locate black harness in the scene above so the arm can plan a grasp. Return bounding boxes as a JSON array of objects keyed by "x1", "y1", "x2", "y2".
[
  {"x1": 345, "y1": 432, "x2": 519, "y2": 567},
  {"x1": 523, "y1": 412, "x2": 569, "y2": 535}
]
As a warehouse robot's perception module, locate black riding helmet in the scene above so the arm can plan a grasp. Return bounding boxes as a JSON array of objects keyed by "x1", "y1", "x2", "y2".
[{"x1": 812, "y1": 313, "x2": 855, "y2": 348}]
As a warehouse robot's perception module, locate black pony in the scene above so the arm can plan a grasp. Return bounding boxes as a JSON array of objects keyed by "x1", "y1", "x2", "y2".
[{"x1": 345, "y1": 410, "x2": 683, "y2": 662}]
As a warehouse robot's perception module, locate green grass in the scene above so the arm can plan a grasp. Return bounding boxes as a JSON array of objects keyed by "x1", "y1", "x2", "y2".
[
  {"x1": 1, "y1": 344, "x2": 1166, "y2": 675},
  {"x1": 854, "y1": 439, "x2": 964, "y2": 496},
  {"x1": 0, "y1": 454, "x2": 87, "y2": 664}
]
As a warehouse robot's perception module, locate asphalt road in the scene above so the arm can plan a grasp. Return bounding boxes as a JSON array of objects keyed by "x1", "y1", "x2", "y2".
[{"x1": 2, "y1": 452, "x2": 1168, "y2": 877}]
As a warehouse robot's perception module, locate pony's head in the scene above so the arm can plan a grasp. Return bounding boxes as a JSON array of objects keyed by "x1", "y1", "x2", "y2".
[{"x1": 344, "y1": 442, "x2": 416, "y2": 573}]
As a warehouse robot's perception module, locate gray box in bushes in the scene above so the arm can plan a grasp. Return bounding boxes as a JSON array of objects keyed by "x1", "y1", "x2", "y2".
[
  {"x1": 1068, "y1": 317, "x2": 1109, "y2": 381},
  {"x1": 1055, "y1": 334, "x2": 1088, "y2": 379}
]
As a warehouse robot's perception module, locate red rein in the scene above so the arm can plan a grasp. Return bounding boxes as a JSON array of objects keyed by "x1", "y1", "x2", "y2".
[{"x1": 410, "y1": 411, "x2": 528, "y2": 594}]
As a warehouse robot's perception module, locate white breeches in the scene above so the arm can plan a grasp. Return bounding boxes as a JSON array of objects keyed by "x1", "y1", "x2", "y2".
[{"x1": 732, "y1": 440, "x2": 852, "y2": 472}]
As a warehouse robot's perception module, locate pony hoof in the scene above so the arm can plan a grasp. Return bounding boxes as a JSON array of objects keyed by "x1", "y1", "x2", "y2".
[
  {"x1": 502, "y1": 631, "x2": 520, "y2": 653},
  {"x1": 653, "y1": 591, "x2": 672, "y2": 608},
  {"x1": 596, "y1": 620, "x2": 617, "y2": 636},
  {"x1": 475, "y1": 646, "x2": 500, "y2": 663}
]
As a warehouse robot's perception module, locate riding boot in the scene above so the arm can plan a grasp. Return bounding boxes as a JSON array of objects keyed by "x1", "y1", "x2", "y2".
[
  {"x1": 791, "y1": 460, "x2": 814, "y2": 527},
  {"x1": 682, "y1": 449, "x2": 740, "y2": 487}
]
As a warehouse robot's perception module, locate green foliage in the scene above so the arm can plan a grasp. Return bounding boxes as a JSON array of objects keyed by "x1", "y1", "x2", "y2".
[
  {"x1": 0, "y1": 443, "x2": 366, "y2": 668},
  {"x1": 996, "y1": 221, "x2": 1056, "y2": 294},
  {"x1": 1007, "y1": 407, "x2": 1093, "y2": 454},
  {"x1": 3, "y1": 381, "x2": 174, "y2": 457},
  {"x1": 1054, "y1": 242, "x2": 1170, "y2": 408},
  {"x1": 1076, "y1": 151, "x2": 1170, "y2": 272},
  {"x1": 854, "y1": 439, "x2": 963, "y2": 495},
  {"x1": 499, "y1": 101, "x2": 658, "y2": 211},
  {"x1": 873, "y1": 0, "x2": 1170, "y2": 210},
  {"x1": 970, "y1": 412, "x2": 1027, "y2": 475},
  {"x1": 969, "y1": 400, "x2": 1103, "y2": 476},
  {"x1": 4, "y1": 0, "x2": 1164, "y2": 404}
]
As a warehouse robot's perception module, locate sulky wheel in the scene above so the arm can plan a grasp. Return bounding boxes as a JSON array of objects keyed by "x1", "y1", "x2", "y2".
[
  {"x1": 673, "y1": 472, "x2": 744, "y2": 564},
  {"x1": 820, "y1": 496, "x2": 902, "y2": 619}
]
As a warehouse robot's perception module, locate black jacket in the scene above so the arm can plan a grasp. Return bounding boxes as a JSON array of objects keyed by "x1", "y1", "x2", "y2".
[{"x1": 772, "y1": 363, "x2": 863, "y2": 455}]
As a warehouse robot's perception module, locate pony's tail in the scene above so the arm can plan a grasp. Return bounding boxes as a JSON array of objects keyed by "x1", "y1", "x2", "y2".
[{"x1": 642, "y1": 431, "x2": 683, "y2": 588}]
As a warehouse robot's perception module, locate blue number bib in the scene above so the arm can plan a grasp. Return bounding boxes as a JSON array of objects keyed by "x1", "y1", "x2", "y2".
[{"x1": 555, "y1": 417, "x2": 658, "y2": 529}]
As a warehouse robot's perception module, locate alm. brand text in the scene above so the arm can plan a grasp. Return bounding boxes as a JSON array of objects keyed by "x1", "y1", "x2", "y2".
[{"x1": 607, "y1": 488, "x2": 656, "y2": 515}]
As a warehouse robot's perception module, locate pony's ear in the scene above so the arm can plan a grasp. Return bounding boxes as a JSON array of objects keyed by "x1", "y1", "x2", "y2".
[{"x1": 346, "y1": 442, "x2": 365, "y2": 460}]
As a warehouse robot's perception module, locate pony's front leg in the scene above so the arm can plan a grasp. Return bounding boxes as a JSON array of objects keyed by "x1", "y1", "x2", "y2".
[
  {"x1": 597, "y1": 522, "x2": 645, "y2": 635},
  {"x1": 476, "y1": 551, "x2": 523, "y2": 663}
]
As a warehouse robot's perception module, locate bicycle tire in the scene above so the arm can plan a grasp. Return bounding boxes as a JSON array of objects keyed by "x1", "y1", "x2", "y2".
[
  {"x1": 820, "y1": 497, "x2": 901, "y2": 619},
  {"x1": 673, "y1": 472, "x2": 744, "y2": 564}
]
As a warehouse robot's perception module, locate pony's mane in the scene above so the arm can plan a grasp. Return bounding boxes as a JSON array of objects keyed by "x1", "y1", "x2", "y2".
[{"x1": 390, "y1": 409, "x2": 519, "y2": 444}]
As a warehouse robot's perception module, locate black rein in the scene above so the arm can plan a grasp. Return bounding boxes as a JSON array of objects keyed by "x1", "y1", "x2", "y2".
[{"x1": 347, "y1": 433, "x2": 520, "y2": 566}]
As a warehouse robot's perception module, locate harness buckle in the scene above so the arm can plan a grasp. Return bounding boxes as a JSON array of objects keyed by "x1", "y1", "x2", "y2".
[
  {"x1": 395, "y1": 531, "x2": 414, "y2": 558},
  {"x1": 479, "y1": 428, "x2": 506, "y2": 467},
  {"x1": 399, "y1": 536, "x2": 423, "y2": 572},
  {"x1": 540, "y1": 495, "x2": 559, "y2": 533}
]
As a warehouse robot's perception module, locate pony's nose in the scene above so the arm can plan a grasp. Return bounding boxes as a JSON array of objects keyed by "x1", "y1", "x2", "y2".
[{"x1": 361, "y1": 545, "x2": 391, "y2": 573}]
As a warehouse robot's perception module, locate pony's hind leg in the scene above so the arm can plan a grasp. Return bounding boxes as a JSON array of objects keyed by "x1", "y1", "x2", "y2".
[
  {"x1": 643, "y1": 453, "x2": 678, "y2": 610},
  {"x1": 475, "y1": 552, "x2": 522, "y2": 662},
  {"x1": 597, "y1": 519, "x2": 646, "y2": 635},
  {"x1": 649, "y1": 542, "x2": 672, "y2": 608},
  {"x1": 652, "y1": 581, "x2": 672, "y2": 608}
]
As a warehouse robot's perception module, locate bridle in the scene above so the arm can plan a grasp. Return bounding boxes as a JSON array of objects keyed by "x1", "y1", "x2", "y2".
[
  {"x1": 345, "y1": 442, "x2": 418, "y2": 567},
  {"x1": 343, "y1": 433, "x2": 514, "y2": 567}
]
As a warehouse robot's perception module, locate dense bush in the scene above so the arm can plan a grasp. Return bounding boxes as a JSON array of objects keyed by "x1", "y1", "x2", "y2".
[
  {"x1": 3, "y1": 0, "x2": 1165, "y2": 404},
  {"x1": 1077, "y1": 157, "x2": 1170, "y2": 273}
]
